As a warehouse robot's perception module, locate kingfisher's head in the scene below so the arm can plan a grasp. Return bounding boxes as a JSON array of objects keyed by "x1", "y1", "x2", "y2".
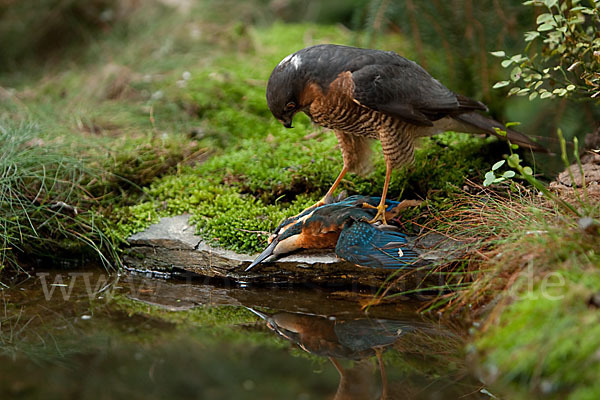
[
  {"x1": 266, "y1": 52, "x2": 308, "y2": 129},
  {"x1": 245, "y1": 217, "x2": 305, "y2": 271}
]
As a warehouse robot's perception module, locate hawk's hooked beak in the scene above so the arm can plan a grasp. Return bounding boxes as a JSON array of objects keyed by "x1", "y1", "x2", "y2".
[
  {"x1": 245, "y1": 239, "x2": 279, "y2": 271},
  {"x1": 280, "y1": 115, "x2": 294, "y2": 129}
]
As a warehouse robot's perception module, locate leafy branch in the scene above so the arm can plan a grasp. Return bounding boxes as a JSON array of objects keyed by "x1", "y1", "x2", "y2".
[{"x1": 491, "y1": 0, "x2": 600, "y2": 101}]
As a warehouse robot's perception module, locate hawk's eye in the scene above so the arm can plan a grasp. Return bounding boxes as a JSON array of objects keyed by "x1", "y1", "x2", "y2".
[{"x1": 285, "y1": 102, "x2": 296, "y2": 110}]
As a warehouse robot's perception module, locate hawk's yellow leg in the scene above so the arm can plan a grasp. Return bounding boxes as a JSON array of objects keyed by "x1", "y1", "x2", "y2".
[
  {"x1": 363, "y1": 159, "x2": 392, "y2": 225},
  {"x1": 306, "y1": 166, "x2": 348, "y2": 211}
]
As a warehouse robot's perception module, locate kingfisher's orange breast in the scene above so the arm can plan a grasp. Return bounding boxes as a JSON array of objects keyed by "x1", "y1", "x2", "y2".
[{"x1": 296, "y1": 222, "x2": 341, "y2": 249}]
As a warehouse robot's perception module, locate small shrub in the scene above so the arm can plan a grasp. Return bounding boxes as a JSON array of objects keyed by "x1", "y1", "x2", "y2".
[{"x1": 492, "y1": 0, "x2": 600, "y2": 101}]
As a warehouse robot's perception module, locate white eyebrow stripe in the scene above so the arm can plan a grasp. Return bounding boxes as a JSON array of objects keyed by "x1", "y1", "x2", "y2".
[
  {"x1": 290, "y1": 54, "x2": 302, "y2": 69},
  {"x1": 278, "y1": 54, "x2": 293, "y2": 66},
  {"x1": 278, "y1": 54, "x2": 302, "y2": 70}
]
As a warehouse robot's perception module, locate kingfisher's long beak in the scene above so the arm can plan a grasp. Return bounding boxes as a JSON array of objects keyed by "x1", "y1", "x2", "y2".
[
  {"x1": 283, "y1": 120, "x2": 293, "y2": 129},
  {"x1": 246, "y1": 239, "x2": 279, "y2": 271}
]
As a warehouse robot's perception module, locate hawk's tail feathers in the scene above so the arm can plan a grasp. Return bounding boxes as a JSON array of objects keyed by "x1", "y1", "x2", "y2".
[
  {"x1": 456, "y1": 94, "x2": 488, "y2": 112},
  {"x1": 454, "y1": 112, "x2": 549, "y2": 153}
]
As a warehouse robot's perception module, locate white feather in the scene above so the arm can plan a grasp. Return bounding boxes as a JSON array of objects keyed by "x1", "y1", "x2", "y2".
[{"x1": 278, "y1": 54, "x2": 302, "y2": 70}]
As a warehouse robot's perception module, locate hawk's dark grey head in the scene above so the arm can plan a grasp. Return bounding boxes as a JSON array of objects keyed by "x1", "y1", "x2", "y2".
[{"x1": 266, "y1": 52, "x2": 307, "y2": 128}]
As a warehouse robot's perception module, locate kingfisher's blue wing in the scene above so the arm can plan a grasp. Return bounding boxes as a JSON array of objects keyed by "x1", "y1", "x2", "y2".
[
  {"x1": 335, "y1": 221, "x2": 418, "y2": 269},
  {"x1": 338, "y1": 195, "x2": 402, "y2": 211}
]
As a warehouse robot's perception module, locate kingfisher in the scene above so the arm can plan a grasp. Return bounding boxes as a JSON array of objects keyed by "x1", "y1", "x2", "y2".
[
  {"x1": 246, "y1": 195, "x2": 420, "y2": 271},
  {"x1": 266, "y1": 44, "x2": 547, "y2": 225}
]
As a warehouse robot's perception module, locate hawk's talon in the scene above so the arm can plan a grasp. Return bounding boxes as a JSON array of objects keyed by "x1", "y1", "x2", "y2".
[
  {"x1": 366, "y1": 203, "x2": 388, "y2": 226},
  {"x1": 361, "y1": 202, "x2": 377, "y2": 210}
]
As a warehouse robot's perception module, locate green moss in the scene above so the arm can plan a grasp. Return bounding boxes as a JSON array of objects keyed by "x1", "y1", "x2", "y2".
[
  {"x1": 111, "y1": 171, "x2": 317, "y2": 253},
  {"x1": 110, "y1": 201, "x2": 161, "y2": 242},
  {"x1": 469, "y1": 201, "x2": 600, "y2": 399},
  {"x1": 477, "y1": 275, "x2": 600, "y2": 399}
]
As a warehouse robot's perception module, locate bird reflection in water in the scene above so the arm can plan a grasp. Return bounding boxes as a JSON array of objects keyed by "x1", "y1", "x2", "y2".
[{"x1": 248, "y1": 308, "x2": 466, "y2": 400}]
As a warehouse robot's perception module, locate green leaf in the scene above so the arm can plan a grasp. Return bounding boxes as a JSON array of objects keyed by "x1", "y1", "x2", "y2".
[
  {"x1": 490, "y1": 51, "x2": 506, "y2": 57},
  {"x1": 553, "y1": 88, "x2": 568, "y2": 96},
  {"x1": 508, "y1": 87, "x2": 521, "y2": 96},
  {"x1": 540, "y1": 91, "x2": 553, "y2": 99},
  {"x1": 503, "y1": 170, "x2": 516, "y2": 178},
  {"x1": 523, "y1": 166, "x2": 533, "y2": 176},
  {"x1": 483, "y1": 172, "x2": 496, "y2": 187},
  {"x1": 538, "y1": 23, "x2": 556, "y2": 31},
  {"x1": 493, "y1": 80, "x2": 510, "y2": 89},
  {"x1": 507, "y1": 154, "x2": 522, "y2": 168},
  {"x1": 529, "y1": 91, "x2": 539, "y2": 100},
  {"x1": 510, "y1": 66, "x2": 523, "y2": 81},
  {"x1": 492, "y1": 160, "x2": 505, "y2": 171},
  {"x1": 493, "y1": 127, "x2": 507, "y2": 137},
  {"x1": 536, "y1": 13, "x2": 554, "y2": 24},
  {"x1": 544, "y1": 0, "x2": 558, "y2": 8},
  {"x1": 524, "y1": 31, "x2": 540, "y2": 41},
  {"x1": 501, "y1": 59, "x2": 513, "y2": 68}
]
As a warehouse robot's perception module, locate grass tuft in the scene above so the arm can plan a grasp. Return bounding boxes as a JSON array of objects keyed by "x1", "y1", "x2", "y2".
[{"x1": 0, "y1": 120, "x2": 119, "y2": 271}]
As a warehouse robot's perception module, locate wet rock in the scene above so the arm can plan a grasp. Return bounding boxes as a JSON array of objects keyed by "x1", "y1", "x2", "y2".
[
  {"x1": 554, "y1": 162, "x2": 600, "y2": 188},
  {"x1": 549, "y1": 133, "x2": 600, "y2": 201},
  {"x1": 125, "y1": 215, "x2": 460, "y2": 289}
]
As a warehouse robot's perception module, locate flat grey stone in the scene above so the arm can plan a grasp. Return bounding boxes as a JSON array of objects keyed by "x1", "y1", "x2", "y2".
[
  {"x1": 128, "y1": 214, "x2": 200, "y2": 250},
  {"x1": 125, "y1": 215, "x2": 460, "y2": 288}
]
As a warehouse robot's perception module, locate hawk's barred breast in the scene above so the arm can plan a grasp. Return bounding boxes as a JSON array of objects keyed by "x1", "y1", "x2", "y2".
[{"x1": 304, "y1": 71, "x2": 423, "y2": 167}]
